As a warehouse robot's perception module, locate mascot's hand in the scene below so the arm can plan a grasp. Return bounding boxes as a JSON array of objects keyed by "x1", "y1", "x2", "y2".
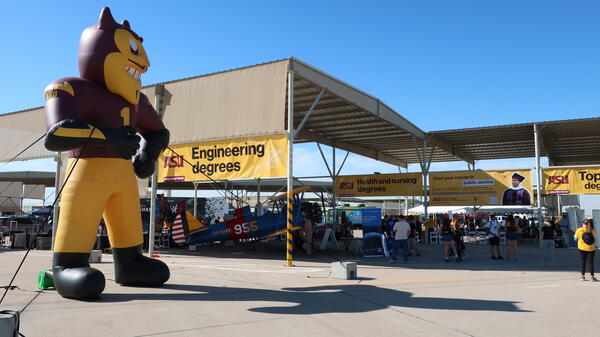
[
  {"x1": 133, "y1": 129, "x2": 170, "y2": 178},
  {"x1": 133, "y1": 152, "x2": 155, "y2": 178},
  {"x1": 101, "y1": 126, "x2": 141, "y2": 159}
]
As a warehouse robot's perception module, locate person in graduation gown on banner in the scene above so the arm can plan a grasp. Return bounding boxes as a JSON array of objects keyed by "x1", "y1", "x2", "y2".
[{"x1": 502, "y1": 172, "x2": 532, "y2": 205}]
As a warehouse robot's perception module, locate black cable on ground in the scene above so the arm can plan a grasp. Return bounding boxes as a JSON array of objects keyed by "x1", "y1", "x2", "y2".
[
  {"x1": 19, "y1": 290, "x2": 42, "y2": 313},
  {"x1": 0, "y1": 129, "x2": 94, "y2": 305}
]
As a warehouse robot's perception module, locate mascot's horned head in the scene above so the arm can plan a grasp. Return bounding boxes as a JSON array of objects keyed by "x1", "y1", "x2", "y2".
[{"x1": 79, "y1": 7, "x2": 150, "y2": 104}]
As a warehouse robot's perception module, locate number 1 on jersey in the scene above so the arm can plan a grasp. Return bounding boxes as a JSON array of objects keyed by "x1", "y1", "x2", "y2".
[{"x1": 120, "y1": 107, "x2": 130, "y2": 126}]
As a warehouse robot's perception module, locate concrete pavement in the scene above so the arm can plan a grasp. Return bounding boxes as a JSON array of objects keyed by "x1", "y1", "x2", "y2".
[{"x1": 1, "y1": 241, "x2": 597, "y2": 337}]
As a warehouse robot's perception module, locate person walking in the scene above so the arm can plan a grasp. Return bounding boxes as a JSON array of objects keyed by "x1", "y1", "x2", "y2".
[
  {"x1": 488, "y1": 216, "x2": 504, "y2": 260},
  {"x1": 427, "y1": 215, "x2": 436, "y2": 244},
  {"x1": 441, "y1": 219, "x2": 461, "y2": 262},
  {"x1": 559, "y1": 214, "x2": 571, "y2": 247},
  {"x1": 541, "y1": 221, "x2": 557, "y2": 266},
  {"x1": 505, "y1": 217, "x2": 519, "y2": 261},
  {"x1": 574, "y1": 219, "x2": 596, "y2": 281},
  {"x1": 407, "y1": 216, "x2": 420, "y2": 257},
  {"x1": 390, "y1": 215, "x2": 411, "y2": 263}
]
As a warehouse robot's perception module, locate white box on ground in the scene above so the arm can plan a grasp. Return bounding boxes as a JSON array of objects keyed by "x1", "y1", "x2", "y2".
[
  {"x1": 331, "y1": 262, "x2": 357, "y2": 280},
  {"x1": 89, "y1": 250, "x2": 102, "y2": 263}
]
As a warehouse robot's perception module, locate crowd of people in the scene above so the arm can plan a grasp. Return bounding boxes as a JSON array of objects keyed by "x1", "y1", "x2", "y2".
[{"x1": 379, "y1": 212, "x2": 597, "y2": 281}]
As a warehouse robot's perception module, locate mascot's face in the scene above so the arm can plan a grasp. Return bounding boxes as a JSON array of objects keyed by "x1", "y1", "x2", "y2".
[{"x1": 79, "y1": 7, "x2": 150, "y2": 104}]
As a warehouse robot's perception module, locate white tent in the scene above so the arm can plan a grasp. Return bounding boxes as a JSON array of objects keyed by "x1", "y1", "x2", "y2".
[
  {"x1": 408, "y1": 205, "x2": 469, "y2": 214},
  {"x1": 408, "y1": 205, "x2": 534, "y2": 215}
]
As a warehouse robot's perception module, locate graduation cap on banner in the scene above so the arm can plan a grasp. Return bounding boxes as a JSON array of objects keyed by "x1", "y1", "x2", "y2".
[{"x1": 511, "y1": 172, "x2": 526, "y2": 182}]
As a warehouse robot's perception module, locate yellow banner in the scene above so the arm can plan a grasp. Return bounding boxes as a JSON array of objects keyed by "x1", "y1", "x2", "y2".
[
  {"x1": 335, "y1": 173, "x2": 423, "y2": 197},
  {"x1": 429, "y1": 170, "x2": 534, "y2": 206},
  {"x1": 543, "y1": 167, "x2": 600, "y2": 195},
  {"x1": 158, "y1": 134, "x2": 287, "y2": 182}
]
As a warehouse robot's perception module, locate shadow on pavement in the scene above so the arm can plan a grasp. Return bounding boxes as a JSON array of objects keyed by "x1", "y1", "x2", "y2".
[
  {"x1": 160, "y1": 241, "x2": 584, "y2": 273},
  {"x1": 98, "y1": 282, "x2": 530, "y2": 314}
]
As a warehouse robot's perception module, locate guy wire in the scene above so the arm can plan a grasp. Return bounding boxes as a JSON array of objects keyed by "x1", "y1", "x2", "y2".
[
  {"x1": 0, "y1": 128, "x2": 95, "y2": 305},
  {"x1": 0, "y1": 133, "x2": 47, "y2": 169},
  {"x1": 165, "y1": 146, "x2": 247, "y2": 205}
]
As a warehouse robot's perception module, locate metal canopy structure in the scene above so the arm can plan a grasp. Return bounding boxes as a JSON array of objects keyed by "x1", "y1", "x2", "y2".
[
  {"x1": 289, "y1": 59, "x2": 426, "y2": 168},
  {"x1": 427, "y1": 117, "x2": 600, "y2": 166},
  {"x1": 0, "y1": 171, "x2": 55, "y2": 186},
  {"x1": 158, "y1": 178, "x2": 332, "y2": 193}
]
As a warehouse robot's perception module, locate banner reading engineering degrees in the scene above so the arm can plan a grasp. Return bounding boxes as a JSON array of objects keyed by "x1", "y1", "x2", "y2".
[
  {"x1": 158, "y1": 134, "x2": 287, "y2": 182},
  {"x1": 543, "y1": 167, "x2": 600, "y2": 195},
  {"x1": 335, "y1": 173, "x2": 423, "y2": 197},
  {"x1": 429, "y1": 170, "x2": 533, "y2": 206}
]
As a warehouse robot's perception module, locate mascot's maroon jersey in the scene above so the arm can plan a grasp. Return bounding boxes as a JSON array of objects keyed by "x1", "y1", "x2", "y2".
[{"x1": 45, "y1": 77, "x2": 165, "y2": 159}]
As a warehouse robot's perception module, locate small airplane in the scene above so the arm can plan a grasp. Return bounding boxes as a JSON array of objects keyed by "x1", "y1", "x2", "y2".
[{"x1": 171, "y1": 186, "x2": 310, "y2": 245}]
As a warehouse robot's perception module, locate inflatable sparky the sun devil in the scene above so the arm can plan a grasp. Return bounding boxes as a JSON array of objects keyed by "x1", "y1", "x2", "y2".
[{"x1": 43, "y1": 7, "x2": 170, "y2": 299}]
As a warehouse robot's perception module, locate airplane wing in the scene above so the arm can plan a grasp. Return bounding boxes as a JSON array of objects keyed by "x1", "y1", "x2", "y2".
[
  {"x1": 264, "y1": 226, "x2": 303, "y2": 239},
  {"x1": 271, "y1": 186, "x2": 311, "y2": 201}
]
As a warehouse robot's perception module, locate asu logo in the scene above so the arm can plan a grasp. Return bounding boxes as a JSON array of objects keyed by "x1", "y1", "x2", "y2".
[
  {"x1": 548, "y1": 175, "x2": 569, "y2": 184},
  {"x1": 44, "y1": 81, "x2": 75, "y2": 99},
  {"x1": 164, "y1": 155, "x2": 184, "y2": 168},
  {"x1": 339, "y1": 182, "x2": 354, "y2": 190}
]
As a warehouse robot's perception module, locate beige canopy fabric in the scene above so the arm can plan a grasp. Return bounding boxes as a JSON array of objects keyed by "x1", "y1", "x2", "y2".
[
  {"x1": 144, "y1": 59, "x2": 288, "y2": 145},
  {"x1": 0, "y1": 60, "x2": 289, "y2": 163},
  {"x1": 0, "y1": 107, "x2": 52, "y2": 162},
  {"x1": 23, "y1": 184, "x2": 45, "y2": 200}
]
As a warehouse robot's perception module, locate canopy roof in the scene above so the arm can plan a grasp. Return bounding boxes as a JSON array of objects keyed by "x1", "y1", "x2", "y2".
[
  {"x1": 426, "y1": 117, "x2": 600, "y2": 166},
  {"x1": 288, "y1": 59, "x2": 425, "y2": 167},
  {"x1": 1, "y1": 58, "x2": 599, "y2": 168}
]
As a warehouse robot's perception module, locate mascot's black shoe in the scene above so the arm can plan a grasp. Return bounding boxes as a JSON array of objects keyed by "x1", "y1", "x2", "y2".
[
  {"x1": 52, "y1": 252, "x2": 106, "y2": 299},
  {"x1": 112, "y1": 245, "x2": 170, "y2": 286}
]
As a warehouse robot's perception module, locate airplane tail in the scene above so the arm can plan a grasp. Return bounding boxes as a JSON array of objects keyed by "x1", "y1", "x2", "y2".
[
  {"x1": 171, "y1": 210, "x2": 209, "y2": 245},
  {"x1": 171, "y1": 214, "x2": 186, "y2": 244}
]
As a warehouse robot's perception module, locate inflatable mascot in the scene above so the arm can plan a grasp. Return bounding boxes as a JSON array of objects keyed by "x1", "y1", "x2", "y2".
[{"x1": 43, "y1": 7, "x2": 170, "y2": 299}]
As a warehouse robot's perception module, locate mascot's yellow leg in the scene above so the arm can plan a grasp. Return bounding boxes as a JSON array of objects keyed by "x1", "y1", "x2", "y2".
[
  {"x1": 54, "y1": 159, "x2": 113, "y2": 252},
  {"x1": 103, "y1": 161, "x2": 143, "y2": 248},
  {"x1": 53, "y1": 158, "x2": 142, "y2": 252}
]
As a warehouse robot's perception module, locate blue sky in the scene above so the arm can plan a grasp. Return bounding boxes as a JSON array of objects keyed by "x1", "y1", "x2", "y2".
[{"x1": 1, "y1": 1, "x2": 599, "y2": 209}]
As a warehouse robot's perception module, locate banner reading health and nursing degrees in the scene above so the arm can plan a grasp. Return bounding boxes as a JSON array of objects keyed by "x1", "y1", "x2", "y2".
[
  {"x1": 158, "y1": 134, "x2": 287, "y2": 182},
  {"x1": 335, "y1": 173, "x2": 423, "y2": 197},
  {"x1": 543, "y1": 167, "x2": 600, "y2": 195},
  {"x1": 429, "y1": 170, "x2": 533, "y2": 206}
]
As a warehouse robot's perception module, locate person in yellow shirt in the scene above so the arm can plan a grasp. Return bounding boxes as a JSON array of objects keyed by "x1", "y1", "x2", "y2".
[{"x1": 573, "y1": 219, "x2": 597, "y2": 281}]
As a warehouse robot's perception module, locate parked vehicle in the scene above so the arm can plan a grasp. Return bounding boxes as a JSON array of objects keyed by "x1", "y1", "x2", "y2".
[{"x1": 0, "y1": 216, "x2": 51, "y2": 234}]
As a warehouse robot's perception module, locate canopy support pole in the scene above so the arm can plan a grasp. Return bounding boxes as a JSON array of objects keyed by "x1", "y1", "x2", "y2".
[
  {"x1": 332, "y1": 146, "x2": 337, "y2": 224},
  {"x1": 256, "y1": 178, "x2": 261, "y2": 216},
  {"x1": 51, "y1": 152, "x2": 61, "y2": 250},
  {"x1": 294, "y1": 88, "x2": 326, "y2": 138},
  {"x1": 534, "y1": 123, "x2": 544, "y2": 248},
  {"x1": 413, "y1": 137, "x2": 433, "y2": 221},
  {"x1": 148, "y1": 84, "x2": 165, "y2": 257},
  {"x1": 317, "y1": 143, "x2": 333, "y2": 178},
  {"x1": 286, "y1": 71, "x2": 295, "y2": 267},
  {"x1": 335, "y1": 151, "x2": 350, "y2": 176},
  {"x1": 405, "y1": 167, "x2": 410, "y2": 214},
  {"x1": 193, "y1": 181, "x2": 198, "y2": 218}
]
